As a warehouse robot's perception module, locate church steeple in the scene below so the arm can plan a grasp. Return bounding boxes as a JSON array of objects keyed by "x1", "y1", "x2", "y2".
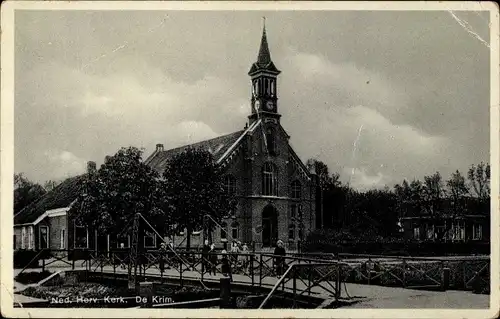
[
  {"x1": 257, "y1": 20, "x2": 271, "y2": 65},
  {"x1": 249, "y1": 19, "x2": 281, "y2": 124},
  {"x1": 248, "y1": 19, "x2": 281, "y2": 76}
]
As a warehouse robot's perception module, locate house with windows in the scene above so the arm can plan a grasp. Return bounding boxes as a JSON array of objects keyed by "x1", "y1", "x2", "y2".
[
  {"x1": 13, "y1": 175, "x2": 85, "y2": 252},
  {"x1": 145, "y1": 25, "x2": 318, "y2": 251},
  {"x1": 13, "y1": 162, "x2": 160, "y2": 254},
  {"x1": 399, "y1": 198, "x2": 489, "y2": 243}
]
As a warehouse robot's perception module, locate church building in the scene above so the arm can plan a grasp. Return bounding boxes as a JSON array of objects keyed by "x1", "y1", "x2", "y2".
[{"x1": 145, "y1": 25, "x2": 318, "y2": 251}]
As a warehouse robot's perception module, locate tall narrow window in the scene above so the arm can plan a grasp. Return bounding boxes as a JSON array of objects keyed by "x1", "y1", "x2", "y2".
[
  {"x1": 39, "y1": 226, "x2": 49, "y2": 249},
  {"x1": 21, "y1": 227, "x2": 26, "y2": 249},
  {"x1": 291, "y1": 180, "x2": 301, "y2": 199},
  {"x1": 288, "y1": 224, "x2": 295, "y2": 240},
  {"x1": 262, "y1": 162, "x2": 278, "y2": 196},
  {"x1": 265, "y1": 127, "x2": 276, "y2": 155},
  {"x1": 413, "y1": 227, "x2": 420, "y2": 240},
  {"x1": 223, "y1": 175, "x2": 236, "y2": 196},
  {"x1": 473, "y1": 224, "x2": 483, "y2": 240},
  {"x1": 290, "y1": 204, "x2": 297, "y2": 221},
  {"x1": 231, "y1": 222, "x2": 239, "y2": 240},
  {"x1": 74, "y1": 224, "x2": 89, "y2": 249},
  {"x1": 60, "y1": 229, "x2": 66, "y2": 249},
  {"x1": 28, "y1": 227, "x2": 34, "y2": 249}
]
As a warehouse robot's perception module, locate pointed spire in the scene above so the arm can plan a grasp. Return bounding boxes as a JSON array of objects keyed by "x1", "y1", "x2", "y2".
[
  {"x1": 257, "y1": 17, "x2": 272, "y2": 65},
  {"x1": 248, "y1": 18, "x2": 280, "y2": 75}
]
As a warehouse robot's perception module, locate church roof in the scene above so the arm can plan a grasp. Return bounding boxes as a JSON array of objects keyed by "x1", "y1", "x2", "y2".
[
  {"x1": 14, "y1": 175, "x2": 85, "y2": 225},
  {"x1": 248, "y1": 24, "x2": 281, "y2": 75},
  {"x1": 146, "y1": 121, "x2": 262, "y2": 174}
]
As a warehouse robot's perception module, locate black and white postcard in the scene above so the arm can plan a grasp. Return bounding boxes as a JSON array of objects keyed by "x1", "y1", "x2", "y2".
[{"x1": 1, "y1": 1, "x2": 499, "y2": 318}]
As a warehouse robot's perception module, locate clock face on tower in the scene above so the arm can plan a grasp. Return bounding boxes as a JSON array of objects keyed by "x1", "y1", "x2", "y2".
[{"x1": 265, "y1": 101, "x2": 274, "y2": 111}]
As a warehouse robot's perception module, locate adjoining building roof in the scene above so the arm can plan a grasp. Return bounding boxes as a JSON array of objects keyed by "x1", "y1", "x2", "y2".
[
  {"x1": 146, "y1": 130, "x2": 245, "y2": 175},
  {"x1": 14, "y1": 175, "x2": 85, "y2": 225}
]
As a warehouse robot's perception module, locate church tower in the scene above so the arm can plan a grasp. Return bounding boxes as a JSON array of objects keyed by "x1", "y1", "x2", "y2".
[{"x1": 248, "y1": 20, "x2": 281, "y2": 125}]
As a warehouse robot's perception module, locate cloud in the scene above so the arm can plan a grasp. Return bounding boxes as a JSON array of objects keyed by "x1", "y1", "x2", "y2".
[
  {"x1": 43, "y1": 150, "x2": 87, "y2": 179},
  {"x1": 284, "y1": 51, "x2": 452, "y2": 188},
  {"x1": 344, "y1": 166, "x2": 389, "y2": 191},
  {"x1": 283, "y1": 50, "x2": 411, "y2": 120}
]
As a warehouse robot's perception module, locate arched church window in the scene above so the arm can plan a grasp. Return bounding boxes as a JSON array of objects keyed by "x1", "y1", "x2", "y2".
[
  {"x1": 223, "y1": 175, "x2": 236, "y2": 196},
  {"x1": 231, "y1": 222, "x2": 239, "y2": 240},
  {"x1": 288, "y1": 224, "x2": 295, "y2": 240},
  {"x1": 291, "y1": 180, "x2": 301, "y2": 199},
  {"x1": 262, "y1": 162, "x2": 278, "y2": 196},
  {"x1": 265, "y1": 127, "x2": 276, "y2": 155},
  {"x1": 270, "y1": 80, "x2": 275, "y2": 97}
]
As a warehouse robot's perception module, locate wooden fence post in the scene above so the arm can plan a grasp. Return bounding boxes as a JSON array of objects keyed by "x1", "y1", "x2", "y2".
[
  {"x1": 402, "y1": 260, "x2": 407, "y2": 288},
  {"x1": 251, "y1": 254, "x2": 255, "y2": 287},
  {"x1": 441, "y1": 267, "x2": 450, "y2": 291},
  {"x1": 220, "y1": 277, "x2": 232, "y2": 308}
]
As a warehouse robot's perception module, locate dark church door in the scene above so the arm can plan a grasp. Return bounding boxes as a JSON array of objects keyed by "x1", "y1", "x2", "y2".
[{"x1": 262, "y1": 205, "x2": 278, "y2": 247}]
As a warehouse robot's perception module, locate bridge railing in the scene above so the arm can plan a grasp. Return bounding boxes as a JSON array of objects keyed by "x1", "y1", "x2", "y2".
[{"x1": 27, "y1": 248, "x2": 490, "y2": 294}]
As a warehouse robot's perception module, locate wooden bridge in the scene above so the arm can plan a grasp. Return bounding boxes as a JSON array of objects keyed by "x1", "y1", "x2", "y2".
[{"x1": 15, "y1": 246, "x2": 490, "y2": 309}]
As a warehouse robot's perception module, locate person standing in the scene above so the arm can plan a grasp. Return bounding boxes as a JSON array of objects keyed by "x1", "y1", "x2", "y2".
[
  {"x1": 209, "y1": 243, "x2": 218, "y2": 275},
  {"x1": 202, "y1": 239, "x2": 210, "y2": 274},
  {"x1": 274, "y1": 240, "x2": 286, "y2": 278},
  {"x1": 221, "y1": 250, "x2": 232, "y2": 281},
  {"x1": 241, "y1": 242, "x2": 249, "y2": 272}
]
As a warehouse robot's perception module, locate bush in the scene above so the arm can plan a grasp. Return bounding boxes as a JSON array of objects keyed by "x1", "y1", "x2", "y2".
[
  {"x1": 302, "y1": 229, "x2": 489, "y2": 256},
  {"x1": 14, "y1": 250, "x2": 41, "y2": 268},
  {"x1": 15, "y1": 270, "x2": 53, "y2": 284}
]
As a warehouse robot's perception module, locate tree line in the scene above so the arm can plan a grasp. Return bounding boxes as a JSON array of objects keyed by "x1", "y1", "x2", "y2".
[{"x1": 306, "y1": 159, "x2": 490, "y2": 240}]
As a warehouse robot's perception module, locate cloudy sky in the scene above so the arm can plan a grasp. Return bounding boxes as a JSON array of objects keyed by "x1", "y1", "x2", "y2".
[{"x1": 14, "y1": 9, "x2": 491, "y2": 190}]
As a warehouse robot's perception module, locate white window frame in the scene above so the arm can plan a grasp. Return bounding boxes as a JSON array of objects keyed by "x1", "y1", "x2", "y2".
[
  {"x1": 39, "y1": 226, "x2": 49, "y2": 249},
  {"x1": 60, "y1": 228, "x2": 66, "y2": 249},
  {"x1": 74, "y1": 224, "x2": 89, "y2": 249},
  {"x1": 291, "y1": 180, "x2": 301, "y2": 199},
  {"x1": 28, "y1": 226, "x2": 34, "y2": 249},
  {"x1": 262, "y1": 162, "x2": 278, "y2": 196},
  {"x1": 21, "y1": 227, "x2": 26, "y2": 249},
  {"x1": 224, "y1": 175, "x2": 236, "y2": 196},
  {"x1": 117, "y1": 235, "x2": 131, "y2": 248},
  {"x1": 413, "y1": 227, "x2": 420, "y2": 240},
  {"x1": 143, "y1": 231, "x2": 157, "y2": 248}
]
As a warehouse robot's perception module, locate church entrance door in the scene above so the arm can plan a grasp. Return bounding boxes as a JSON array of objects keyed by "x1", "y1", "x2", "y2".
[{"x1": 262, "y1": 205, "x2": 278, "y2": 247}]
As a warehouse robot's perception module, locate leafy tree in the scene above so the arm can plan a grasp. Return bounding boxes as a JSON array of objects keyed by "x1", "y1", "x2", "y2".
[
  {"x1": 163, "y1": 147, "x2": 236, "y2": 250},
  {"x1": 71, "y1": 147, "x2": 169, "y2": 236},
  {"x1": 43, "y1": 180, "x2": 60, "y2": 192},
  {"x1": 467, "y1": 162, "x2": 490, "y2": 199},
  {"x1": 446, "y1": 170, "x2": 469, "y2": 216},
  {"x1": 14, "y1": 173, "x2": 46, "y2": 213},
  {"x1": 422, "y1": 172, "x2": 446, "y2": 216}
]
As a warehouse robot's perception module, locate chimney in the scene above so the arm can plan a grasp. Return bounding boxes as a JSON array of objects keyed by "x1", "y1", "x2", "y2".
[
  {"x1": 156, "y1": 143, "x2": 164, "y2": 152},
  {"x1": 87, "y1": 161, "x2": 97, "y2": 174}
]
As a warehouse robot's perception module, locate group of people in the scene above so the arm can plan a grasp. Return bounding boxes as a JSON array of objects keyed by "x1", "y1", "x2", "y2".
[
  {"x1": 202, "y1": 240, "x2": 252, "y2": 280},
  {"x1": 158, "y1": 238, "x2": 288, "y2": 281}
]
